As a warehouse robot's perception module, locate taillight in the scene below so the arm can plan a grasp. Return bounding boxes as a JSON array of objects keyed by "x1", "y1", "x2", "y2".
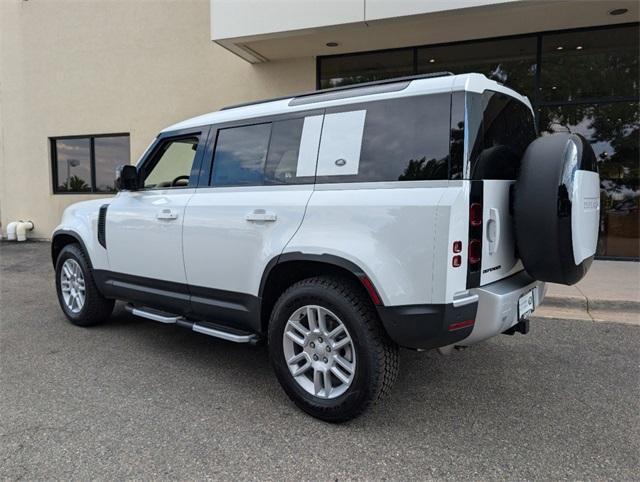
[
  {"x1": 470, "y1": 203, "x2": 483, "y2": 227},
  {"x1": 469, "y1": 239, "x2": 481, "y2": 265},
  {"x1": 467, "y1": 182, "x2": 484, "y2": 287}
]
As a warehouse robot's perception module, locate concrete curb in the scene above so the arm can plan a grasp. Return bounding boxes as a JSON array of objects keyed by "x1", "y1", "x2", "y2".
[{"x1": 543, "y1": 295, "x2": 640, "y2": 313}]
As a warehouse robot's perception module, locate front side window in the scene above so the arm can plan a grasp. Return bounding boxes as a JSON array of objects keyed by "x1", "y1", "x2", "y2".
[
  {"x1": 143, "y1": 136, "x2": 199, "y2": 189},
  {"x1": 467, "y1": 91, "x2": 536, "y2": 180},
  {"x1": 51, "y1": 134, "x2": 130, "y2": 193},
  {"x1": 315, "y1": 94, "x2": 451, "y2": 183}
]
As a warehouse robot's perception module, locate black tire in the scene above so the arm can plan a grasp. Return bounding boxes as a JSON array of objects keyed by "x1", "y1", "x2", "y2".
[
  {"x1": 55, "y1": 243, "x2": 114, "y2": 326},
  {"x1": 513, "y1": 132, "x2": 599, "y2": 285},
  {"x1": 268, "y1": 276, "x2": 399, "y2": 422}
]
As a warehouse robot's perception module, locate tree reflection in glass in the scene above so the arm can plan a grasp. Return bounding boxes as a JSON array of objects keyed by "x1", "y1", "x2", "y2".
[{"x1": 540, "y1": 103, "x2": 639, "y2": 258}]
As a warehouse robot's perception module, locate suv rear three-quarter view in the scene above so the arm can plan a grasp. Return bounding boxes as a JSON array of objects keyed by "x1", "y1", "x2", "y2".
[{"x1": 51, "y1": 73, "x2": 600, "y2": 422}]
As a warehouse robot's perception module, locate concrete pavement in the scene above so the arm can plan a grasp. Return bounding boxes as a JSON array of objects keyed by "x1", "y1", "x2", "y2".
[
  {"x1": 537, "y1": 260, "x2": 640, "y2": 324},
  {"x1": 1, "y1": 241, "x2": 639, "y2": 480}
]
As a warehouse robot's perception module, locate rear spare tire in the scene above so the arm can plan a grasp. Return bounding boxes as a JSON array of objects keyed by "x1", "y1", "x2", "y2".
[{"x1": 513, "y1": 133, "x2": 599, "y2": 285}]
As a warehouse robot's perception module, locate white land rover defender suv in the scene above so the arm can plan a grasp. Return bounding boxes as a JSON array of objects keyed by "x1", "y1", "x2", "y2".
[{"x1": 52, "y1": 73, "x2": 600, "y2": 422}]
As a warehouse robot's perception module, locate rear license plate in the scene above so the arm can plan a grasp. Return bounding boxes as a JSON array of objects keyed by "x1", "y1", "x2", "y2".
[{"x1": 518, "y1": 290, "x2": 535, "y2": 319}]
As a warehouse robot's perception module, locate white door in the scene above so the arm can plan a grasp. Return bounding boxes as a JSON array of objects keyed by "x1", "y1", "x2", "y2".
[
  {"x1": 182, "y1": 114, "x2": 322, "y2": 331},
  {"x1": 106, "y1": 132, "x2": 205, "y2": 299},
  {"x1": 479, "y1": 180, "x2": 521, "y2": 285}
]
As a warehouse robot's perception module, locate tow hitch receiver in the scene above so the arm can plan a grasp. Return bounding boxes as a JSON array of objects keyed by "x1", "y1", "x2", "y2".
[{"x1": 502, "y1": 319, "x2": 529, "y2": 336}]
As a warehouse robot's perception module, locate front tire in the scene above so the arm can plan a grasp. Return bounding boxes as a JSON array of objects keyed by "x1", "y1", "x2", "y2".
[
  {"x1": 55, "y1": 243, "x2": 114, "y2": 326},
  {"x1": 268, "y1": 276, "x2": 399, "y2": 422}
]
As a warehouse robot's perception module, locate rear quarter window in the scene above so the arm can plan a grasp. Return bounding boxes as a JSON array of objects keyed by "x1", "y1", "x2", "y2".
[
  {"x1": 315, "y1": 94, "x2": 451, "y2": 183},
  {"x1": 467, "y1": 91, "x2": 536, "y2": 180}
]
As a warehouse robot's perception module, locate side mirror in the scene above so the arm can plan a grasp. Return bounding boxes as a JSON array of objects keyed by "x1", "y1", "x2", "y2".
[{"x1": 116, "y1": 164, "x2": 140, "y2": 191}]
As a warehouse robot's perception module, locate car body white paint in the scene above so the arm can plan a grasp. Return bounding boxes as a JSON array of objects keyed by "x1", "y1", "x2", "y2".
[
  {"x1": 182, "y1": 185, "x2": 313, "y2": 296},
  {"x1": 53, "y1": 73, "x2": 545, "y2": 348},
  {"x1": 53, "y1": 198, "x2": 112, "y2": 270}
]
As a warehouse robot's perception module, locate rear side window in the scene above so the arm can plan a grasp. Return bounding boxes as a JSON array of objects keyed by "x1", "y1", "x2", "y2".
[
  {"x1": 467, "y1": 91, "x2": 536, "y2": 180},
  {"x1": 315, "y1": 94, "x2": 451, "y2": 183},
  {"x1": 211, "y1": 117, "x2": 319, "y2": 187}
]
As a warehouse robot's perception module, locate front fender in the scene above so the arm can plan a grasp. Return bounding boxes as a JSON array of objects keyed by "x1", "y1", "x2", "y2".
[{"x1": 52, "y1": 198, "x2": 112, "y2": 270}]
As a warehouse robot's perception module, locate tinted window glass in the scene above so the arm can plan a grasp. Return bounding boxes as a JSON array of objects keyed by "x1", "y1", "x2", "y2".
[
  {"x1": 319, "y1": 49, "x2": 414, "y2": 89},
  {"x1": 467, "y1": 91, "x2": 536, "y2": 180},
  {"x1": 316, "y1": 94, "x2": 451, "y2": 184},
  {"x1": 54, "y1": 138, "x2": 92, "y2": 192},
  {"x1": 540, "y1": 102, "x2": 639, "y2": 258},
  {"x1": 143, "y1": 137, "x2": 199, "y2": 189},
  {"x1": 211, "y1": 123, "x2": 271, "y2": 187},
  {"x1": 94, "y1": 135, "x2": 130, "y2": 192},
  {"x1": 417, "y1": 36, "x2": 537, "y2": 100},
  {"x1": 264, "y1": 118, "x2": 307, "y2": 184},
  {"x1": 541, "y1": 25, "x2": 639, "y2": 102},
  {"x1": 211, "y1": 118, "x2": 315, "y2": 187}
]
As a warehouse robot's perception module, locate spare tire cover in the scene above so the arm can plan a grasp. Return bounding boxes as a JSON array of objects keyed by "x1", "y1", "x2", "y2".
[{"x1": 513, "y1": 133, "x2": 600, "y2": 285}]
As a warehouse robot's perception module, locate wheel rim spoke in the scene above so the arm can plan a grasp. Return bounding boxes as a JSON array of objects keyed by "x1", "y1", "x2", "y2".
[
  {"x1": 59, "y1": 259, "x2": 85, "y2": 314},
  {"x1": 306, "y1": 306, "x2": 318, "y2": 331},
  {"x1": 282, "y1": 304, "x2": 356, "y2": 400},
  {"x1": 323, "y1": 369, "x2": 332, "y2": 396},
  {"x1": 335, "y1": 355, "x2": 354, "y2": 374},
  {"x1": 330, "y1": 366, "x2": 350, "y2": 385},
  {"x1": 313, "y1": 369, "x2": 323, "y2": 395},
  {"x1": 333, "y1": 336, "x2": 351, "y2": 350},
  {"x1": 285, "y1": 330, "x2": 305, "y2": 347}
]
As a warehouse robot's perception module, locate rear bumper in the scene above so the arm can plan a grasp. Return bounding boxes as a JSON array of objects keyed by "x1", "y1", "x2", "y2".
[
  {"x1": 458, "y1": 270, "x2": 546, "y2": 346},
  {"x1": 376, "y1": 270, "x2": 546, "y2": 350},
  {"x1": 377, "y1": 302, "x2": 478, "y2": 350}
]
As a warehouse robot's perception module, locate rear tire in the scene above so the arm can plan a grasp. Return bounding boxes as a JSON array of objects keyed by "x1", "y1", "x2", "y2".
[
  {"x1": 268, "y1": 276, "x2": 399, "y2": 422},
  {"x1": 55, "y1": 243, "x2": 114, "y2": 326}
]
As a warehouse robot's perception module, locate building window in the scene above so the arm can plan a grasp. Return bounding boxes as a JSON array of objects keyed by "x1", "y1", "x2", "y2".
[
  {"x1": 51, "y1": 134, "x2": 130, "y2": 193},
  {"x1": 317, "y1": 23, "x2": 640, "y2": 259}
]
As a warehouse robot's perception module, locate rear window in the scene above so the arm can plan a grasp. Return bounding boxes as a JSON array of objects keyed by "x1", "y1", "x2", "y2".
[
  {"x1": 467, "y1": 91, "x2": 536, "y2": 180},
  {"x1": 315, "y1": 94, "x2": 451, "y2": 183}
]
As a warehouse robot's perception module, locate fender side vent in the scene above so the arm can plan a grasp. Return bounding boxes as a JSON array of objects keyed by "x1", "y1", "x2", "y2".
[{"x1": 97, "y1": 204, "x2": 109, "y2": 249}]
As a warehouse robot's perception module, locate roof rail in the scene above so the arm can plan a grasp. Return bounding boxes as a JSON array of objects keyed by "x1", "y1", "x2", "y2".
[{"x1": 220, "y1": 72, "x2": 454, "y2": 111}]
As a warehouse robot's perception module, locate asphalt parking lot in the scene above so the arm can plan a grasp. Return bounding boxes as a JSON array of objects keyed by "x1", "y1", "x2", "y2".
[{"x1": 1, "y1": 241, "x2": 639, "y2": 480}]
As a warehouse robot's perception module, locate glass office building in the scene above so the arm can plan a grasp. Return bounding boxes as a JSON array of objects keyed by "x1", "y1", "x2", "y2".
[{"x1": 318, "y1": 23, "x2": 639, "y2": 259}]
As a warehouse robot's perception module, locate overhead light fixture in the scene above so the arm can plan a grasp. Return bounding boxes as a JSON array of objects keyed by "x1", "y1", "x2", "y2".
[
  {"x1": 429, "y1": 58, "x2": 436, "y2": 63},
  {"x1": 556, "y1": 46, "x2": 564, "y2": 50},
  {"x1": 326, "y1": 42, "x2": 339, "y2": 47},
  {"x1": 576, "y1": 46, "x2": 583, "y2": 50},
  {"x1": 608, "y1": 8, "x2": 628, "y2": 15}
]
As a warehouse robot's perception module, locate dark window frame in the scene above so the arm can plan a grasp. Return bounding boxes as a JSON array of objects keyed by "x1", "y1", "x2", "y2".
[{"x1": 50, "y1": 133, "x2": 130, "y2": 194}]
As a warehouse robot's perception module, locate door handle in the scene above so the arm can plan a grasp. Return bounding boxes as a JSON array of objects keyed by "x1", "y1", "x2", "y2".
[
  {"x1": 156, "y1": 208, "x2": 178, "y2": 220},
  {"x1": 487, "y1": 207, "x2": 500, "y2": 254},
  {"x1": 245, "y1": 209, "x2": 277, "y2": 222}
]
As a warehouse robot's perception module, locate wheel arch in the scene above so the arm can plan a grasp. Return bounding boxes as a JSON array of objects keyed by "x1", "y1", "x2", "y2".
[
  {"x1": 258, "y1": 253, "x2": 382, "y2": 334},
  {"x1": 51, "y1": 230, "x2": 93, "y2": 269}
]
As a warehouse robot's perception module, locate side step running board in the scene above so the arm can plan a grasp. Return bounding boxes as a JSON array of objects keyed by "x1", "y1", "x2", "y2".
[{"x1": 125, "y1": 304, "x2": 259, "y2": 344}]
